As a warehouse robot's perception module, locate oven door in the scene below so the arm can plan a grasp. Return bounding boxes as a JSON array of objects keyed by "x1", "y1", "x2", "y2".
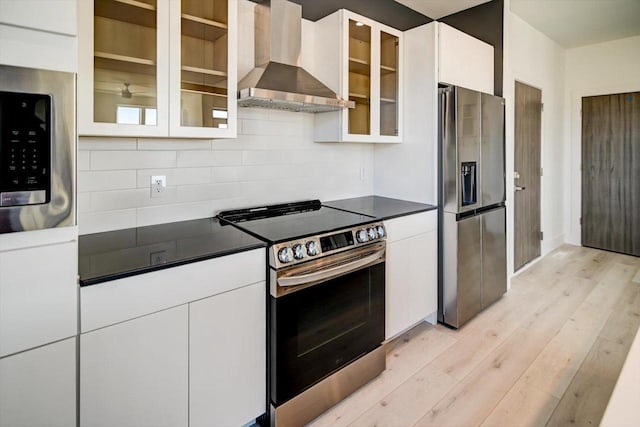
[{"x1": 270, "y1": 242, "x2": 385, "y2": 406}]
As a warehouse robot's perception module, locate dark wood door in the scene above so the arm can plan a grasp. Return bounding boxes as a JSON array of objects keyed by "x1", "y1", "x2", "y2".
[
  {"x1": 582, "y1": 92, "x2": 640, "y2": 256},
  {"x1": 514, "y1": 81, "x2": 542, "y2": 271}
]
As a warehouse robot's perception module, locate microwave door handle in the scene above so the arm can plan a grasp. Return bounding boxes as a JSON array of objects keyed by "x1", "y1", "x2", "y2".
[{"x1": 277, "y1": 248, "x2": 385, "y2": 287}]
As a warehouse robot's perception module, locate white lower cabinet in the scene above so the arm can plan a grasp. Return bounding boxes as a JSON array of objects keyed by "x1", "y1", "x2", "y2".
[
  {"x1": 0, "y1": 241, "x2": 78, "y2": 356},
  {"x1": 0, "y1": 338, "x2": 76, "y2": 427},
  {"x1": 189, "y1": 281, "x2": 266, "y2": 427},
  {"x1": 80, "y1": 306, "x2": 189, "y2": 427},
  {"x1": 79, "y1": 264, "x2": 266, "y2": 427},
  {"x1": 385, "y1": 211, "x2": 438, "y2": 339},
  {"x1": 0, "y1": 240, "x2": 78, "y2": 357}
]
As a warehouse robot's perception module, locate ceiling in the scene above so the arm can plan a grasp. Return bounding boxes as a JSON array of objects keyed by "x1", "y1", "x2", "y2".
[
  {"x1": 249, "y1": 0, "x2": 432, "y2": 30},
  {"x1": 394, "y1": 0, "x2": 493, "y2": 19},
  {"x1": 510, "y1": 0, "x2": 640, "y2": 48},
  {"x1": 250, "y1": 0, "x2": 640, "y2": 49}
]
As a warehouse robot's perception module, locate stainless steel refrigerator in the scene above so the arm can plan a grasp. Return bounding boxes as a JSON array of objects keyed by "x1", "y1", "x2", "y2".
[{"x1": 438, "y1": 85, "x2": 507, "y2": 329}]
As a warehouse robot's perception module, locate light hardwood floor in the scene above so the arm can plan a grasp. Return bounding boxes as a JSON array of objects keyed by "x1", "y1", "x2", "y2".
[{"x1": 310, "y1": 244, "x2": 640, "y2": 427}]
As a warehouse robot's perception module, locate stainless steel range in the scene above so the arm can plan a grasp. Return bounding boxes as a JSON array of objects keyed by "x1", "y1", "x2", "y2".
[{"x1": 218, "y1": 200, "x2": 387, "y2": 427}]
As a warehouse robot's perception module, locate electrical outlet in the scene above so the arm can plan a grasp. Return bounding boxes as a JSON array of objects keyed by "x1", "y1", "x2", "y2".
[
  {"x1": 150, "y1": 250, "x2": 167, "y2": 266},
  {"x1": 151, "y1": 175, "x2": 166, "y2": 198}
]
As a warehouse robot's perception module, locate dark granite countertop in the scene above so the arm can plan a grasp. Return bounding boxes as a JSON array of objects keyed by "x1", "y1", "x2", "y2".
[
  {"x1": 78, "y1": 217, "x2": 266, "y2": 286},
  {"x1": 323, "y1": 196, "x2": 437, "y2": 220}
]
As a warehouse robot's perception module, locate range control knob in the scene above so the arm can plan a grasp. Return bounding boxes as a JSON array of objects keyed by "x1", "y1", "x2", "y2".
[
  {"x1": 356, "y1": 229, "x2": 369, "y2": 243},
  {"x1": 306, "y1": 241, "x2": 318, "y2": 256},
  {"x1": 376, "y1": 225, "x2": 385, "y2": 238},
  {"x1": 368, "y1": 227, "x2": 378, "y2": 240},
  {"x1": 292, "y1": 244, "x2": 305, "y2": 260},
  {"x1": 277, "y1": 247, "x2": 293, "y2": 263}
]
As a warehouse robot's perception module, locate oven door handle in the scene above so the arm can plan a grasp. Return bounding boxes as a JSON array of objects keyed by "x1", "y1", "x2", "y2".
[{"x1": 277, "y1": 248, "x2": 385, "y2": 287}]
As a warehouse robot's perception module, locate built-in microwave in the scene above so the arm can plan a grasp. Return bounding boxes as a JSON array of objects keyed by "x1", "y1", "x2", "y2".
[{"x1": 0, "y1": 65, "x2": 75, "y2": 233}]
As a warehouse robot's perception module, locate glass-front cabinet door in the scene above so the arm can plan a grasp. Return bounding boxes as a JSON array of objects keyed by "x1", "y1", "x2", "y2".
[
  {"x1": 169, "y1": 0, "x2": 237, "y2": 138},
  {"x1": 348, "y1": 19, "x2": 371, "y2": 136},
  {"x1": 380, "y1": 31, "x2": 399, "y2": 137},
  {"x1": 344, "y1": 14, "x2": 402, "y2": 143},
  {"x1": 78, "y1": 0, "x2": 169, "y2": 136},
  {"x1": 78, "y1": 0, "x2": 236, "y2": 138},
  {"x1": 314, "y1": 10, "x2": 402, "y2": 143}
]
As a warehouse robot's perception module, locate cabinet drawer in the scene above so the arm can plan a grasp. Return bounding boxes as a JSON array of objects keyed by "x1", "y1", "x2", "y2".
[
  {"x1": 81, "y1": 248, "x2": 265, "y2": 332},
  {"x1": 0, "y1": 241, "x2": 78, "y2": 356},
  {"x1": 384, "y1": 210, "x2": 437, "y2": 243}
]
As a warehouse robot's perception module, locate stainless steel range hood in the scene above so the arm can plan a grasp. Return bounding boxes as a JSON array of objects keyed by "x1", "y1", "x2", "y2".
[{"x1": 238, "y1": 0, "x2": 354, "y2": 113}]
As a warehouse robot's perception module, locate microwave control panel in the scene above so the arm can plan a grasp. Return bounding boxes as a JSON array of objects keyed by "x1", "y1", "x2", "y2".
[{"x1": 0, "y1": 91, "x2": 51, "y2": 207}]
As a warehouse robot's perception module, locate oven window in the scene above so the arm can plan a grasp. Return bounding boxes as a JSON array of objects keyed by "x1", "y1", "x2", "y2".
[
  {"x1": 296, "y1": 274, "x2": 369, "y2": 357},
  {"x1": 271, "y1": 262, "x2": 385, "y2": 406}
]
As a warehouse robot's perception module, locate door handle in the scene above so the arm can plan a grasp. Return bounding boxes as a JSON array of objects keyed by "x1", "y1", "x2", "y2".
[
  {"x1": 277, "y1": 247, "x2": 385, "y2": 287},
  {"x1": 515, "y1": 186, "x2": 526, "y2": 191}
]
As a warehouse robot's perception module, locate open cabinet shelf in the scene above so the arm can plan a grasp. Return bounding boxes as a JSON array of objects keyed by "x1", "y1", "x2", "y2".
[
  {"x1": 95, "y1": 0, "x2": 156, "y2": 28},
  {"x1": 348, "y1": 57, "x2": 370, "y2": 75},
  {"x1": 94, "y1": 51, "x2": 156, "y2": 75},
  {"x1": 181, "y1": 14, "x2": 227, "y2": 42},
  {"x1": 380, "y1": 65, "x2": 397, "y2": 74}
]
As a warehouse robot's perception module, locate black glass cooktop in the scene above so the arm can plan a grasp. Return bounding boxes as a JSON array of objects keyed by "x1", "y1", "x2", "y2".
[{"x1": 218, "y1": 200, "x2": 377, "y2": 244}]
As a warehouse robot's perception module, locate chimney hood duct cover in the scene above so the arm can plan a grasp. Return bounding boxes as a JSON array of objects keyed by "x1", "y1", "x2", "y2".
[{"x1": 238, "y1": 0, "x2": 354, "y2": 112}]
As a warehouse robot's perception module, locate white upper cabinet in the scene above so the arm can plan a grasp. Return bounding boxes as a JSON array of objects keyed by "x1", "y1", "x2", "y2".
[
  {"x1": 314, "y1": 10, "x2": 403, "y2": 143},
  {"x1": 0, "y1": 0, "x2": 77, "y2": 35},
  {"x1": 78, "y1": 0, "x2": 237, "y2": 138},
  {"x1": 438, "y1": 22, "x2": 494, "y2": 94},
  {"x1": 0, "y1": 0, "x2": 77, "y2": 72}
]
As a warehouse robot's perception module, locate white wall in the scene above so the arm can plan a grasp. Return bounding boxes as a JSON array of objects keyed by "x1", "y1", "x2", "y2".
[
  {"x1": 504, "y1": 10, "x2": 566, "y2": 275},
  {"x1": 373, "y1": 22, "x2": 438, "y2": 204},
  {"x1": 77, "y1": 0, "x2": 374, "y2": 234},
  {"x1": 564, "y1": 35, "x2": 640, "y2": 245}
]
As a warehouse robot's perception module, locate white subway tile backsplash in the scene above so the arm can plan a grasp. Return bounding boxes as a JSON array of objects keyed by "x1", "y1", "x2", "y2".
[
  {"x1": 177, "y1": 183, "x2": 239, "y2": 203},
  {"x1": 78, "y1": 170, "x2": 137, "y2": 193},
  {"x1": 79, "y1": 137, "x2": 137, "y2": 151},
  {"x1": 238, "y1": 164, "x2": 290, "y2": 181},
  {"x1": 176, "y1": 150, "x2": 242, "y2": 167},
  {"x1": 241, "y1": 118, "x2": 305, "y2": 136},
  {"x1": 137, "y1": 138, "x2": 213, "y2": 151},
  {"x1": 90, "y1": 188, "x2": 178, "y2": 212},
  {"x1": 91, "y1": 151, "x2": 177, "y2": 170},
  {"x1": 136, "y1": 201, "x2": 218, "y2": 228},
  {"x1": 77, "y1": 150, "x2": 90, "y2": 171},
  {"x1": 212, "y1": 134, "x2": 268, "y2": 150},
  {"x1": 211, "y1": 166, "x2": 243, "y2": 183},
  {"x1": 78, "y1": 109, "x2": 374, "y2": 234},
  {"x1": 77, "y1": 193, "x2": 92, "y2": 213},
  {"x1": 242, "y1": 149, "x2": 294, "y2": 165},
  {"x1": 79, "y1": 209, "x2": 137, "y2": 235},
  {"x1": 136, "y1": 168, "x2": 212, "y2": 188}
]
